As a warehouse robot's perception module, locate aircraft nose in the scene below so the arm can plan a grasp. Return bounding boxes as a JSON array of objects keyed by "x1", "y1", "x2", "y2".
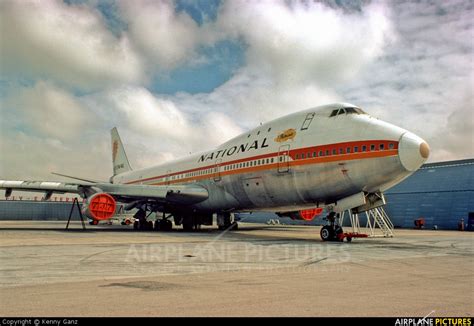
[{"x1": 398, "y1": 132, "x2": 430, "y2": 171}]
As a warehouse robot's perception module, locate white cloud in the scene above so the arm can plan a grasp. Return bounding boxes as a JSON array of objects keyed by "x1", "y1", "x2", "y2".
[
  {"x1": 432, "y1": 90, "x2": 474, "y2": 161},
  {"x1": 2, "y1": 81, "x2": 92, "y2": 140},
  {"x1": 0, "y1": 0, "x2": 144, "y2": 89},
  {"x1": 119, "y1": 0, "x2": 203, "y2": 71},
  {"x1": 216, "y1": 1, "x2": 394, "y2": 87},
  {"x1": 0, "y1": 130, "x2": 110, "y2": 180},
  {"x1": 88, "y1": 86, "x2": 191, "y2": 138}
]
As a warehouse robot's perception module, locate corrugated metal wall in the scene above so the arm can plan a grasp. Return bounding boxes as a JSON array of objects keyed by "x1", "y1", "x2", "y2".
[
  {"x1": 384, "y1": 159, "x2": 474, "y2": 230},
  {"x1": 0, "y1": 201, "x2": 82, "y2": 220}
]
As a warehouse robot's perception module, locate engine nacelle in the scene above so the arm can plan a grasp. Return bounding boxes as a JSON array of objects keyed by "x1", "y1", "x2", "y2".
[
  {"x1": 82, "y1": 193, "x2": 116, "y2": 220},
  {"x1": 278, "y1": 208, "x2": 324, "y2": 221}
]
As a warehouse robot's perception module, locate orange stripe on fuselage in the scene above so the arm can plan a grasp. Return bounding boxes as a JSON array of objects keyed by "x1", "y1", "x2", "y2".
[
  {"x1": 150, "y1": 150, "x2": 398, "y2": 186},
  {"x1": 124, "y1": 140, "x2": 399, "y2": 185},
  {"x1": 139, "y1": 149, "x2": 398, "y2": 186}
]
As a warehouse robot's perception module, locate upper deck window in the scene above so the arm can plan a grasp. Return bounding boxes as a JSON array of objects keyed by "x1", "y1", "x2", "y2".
[{"x1": 301, "y1": 112, "x2": 315, "y2": 130}]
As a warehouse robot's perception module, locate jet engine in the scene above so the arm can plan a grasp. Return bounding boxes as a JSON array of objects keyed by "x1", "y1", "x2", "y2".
[
  {"x1": 82, "y1": 193, "x2": 116, "y2": 220},
  {"x1": 277, "y1": 208, "x2": 324, "y2": 221}
]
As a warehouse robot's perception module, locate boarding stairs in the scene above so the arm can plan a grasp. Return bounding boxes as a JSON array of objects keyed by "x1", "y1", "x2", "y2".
[{"x1": 338, "y1": 206, "x2": 394, "y2": 238}]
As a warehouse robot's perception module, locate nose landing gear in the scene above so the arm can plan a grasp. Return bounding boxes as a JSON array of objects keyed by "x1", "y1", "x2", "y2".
[
  {"x1": 320, "y1": 211, "x2": 370, "y2": 242},
  {"x1": 320, "y1": 212, "x2": 344, "y2": 242}
]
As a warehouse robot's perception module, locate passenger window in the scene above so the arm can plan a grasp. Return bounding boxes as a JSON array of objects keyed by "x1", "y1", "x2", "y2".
[
  {"x1": 313, "y1": 152, "x2": 317, "y2": 157},
  {"x1": 319, "y1": 150, "x2": 323, "y2": 156},
  {"x1": 301, "y1": 153, "x2": 305, "y2": 159},
  {"x1": 380, "y1": 144, "x2": 385, "y2": 150},
  {"x1": 339, "y1": 148, "x2": 344, "y2": 154},
  {"x1": 271, "y1": 158, "x2": 274, "y2": 163},
  {"x1": 332, "y1": 149, "x2": 337, "y2": 155},
  {"x1": 326, "y1": 150, "x2": 329, "y2": 156},
  {"x1": 354, "y1": 146, "x2": 358, "y2": 152},
  {"x1": 389, "y1": 143, "x2": 394, "y2": 149},
  {"x1": 362, "y1": 145, "x2": 367, "y2": 152},
  {"x1": 346, "y1": 147, "x2": 351, "y2": 153},
  {"x1": 370, "y1": 144, "x2": 375, "y2": 151},
  {"x1": 296, "y1": 154, "x2": 300, "y2": 159}
]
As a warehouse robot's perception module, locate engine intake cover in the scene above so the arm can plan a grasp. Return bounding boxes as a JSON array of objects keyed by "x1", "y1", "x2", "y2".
[
  {"x1": 278, "y1": 207, "x2": 324, "y2": 221},
  {"x1": 82, "y1": 193, "x2": 116, "y2": 220},
  {"x1": 298, "y1": 208, "x2": 324, "y2": 221}
]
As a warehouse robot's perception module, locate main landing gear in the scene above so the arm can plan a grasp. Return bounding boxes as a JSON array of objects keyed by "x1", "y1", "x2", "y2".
[
  {"x1": 132, "y1": 209, "x2": 173, "y2": 231},
  {"x1": 130, "y1": 209, "x2": 239, "y2": 232},
  {"x1": 217, "y1": 212, "x2": 238, "y2": 231}
]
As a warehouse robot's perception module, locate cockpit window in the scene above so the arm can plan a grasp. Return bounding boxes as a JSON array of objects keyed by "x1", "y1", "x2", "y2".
[
  {"x1": 345, "y1": 107, "x2": 357, "y2": 114},
  {"x1": 329, "y1": 107, "x2": 366, "y2": 117}
]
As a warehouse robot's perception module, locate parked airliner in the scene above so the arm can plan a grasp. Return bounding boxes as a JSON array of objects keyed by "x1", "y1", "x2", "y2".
[{"x1": 0, "y1": 103, "x2": 429, "y2": 240}]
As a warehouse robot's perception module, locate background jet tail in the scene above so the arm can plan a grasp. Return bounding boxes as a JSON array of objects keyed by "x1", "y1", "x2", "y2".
[{"x1": 111, "y1": 127, "x2": 132, "y2": 176}]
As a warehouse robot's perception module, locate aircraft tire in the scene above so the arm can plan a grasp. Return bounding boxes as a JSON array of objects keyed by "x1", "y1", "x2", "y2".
[
  {"x1": 154, "y1": 220, "x2": 161, "y2": 231},
  {"x1": 320, "y1": 225, "x2": 333, "y2": 241},
  {"x1": 159, "y1": 219, "x2": 172, "y2": 231}
]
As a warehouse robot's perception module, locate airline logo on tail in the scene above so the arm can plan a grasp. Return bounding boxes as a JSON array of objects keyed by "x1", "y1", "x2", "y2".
[{"x1": 112, "y1": 140, "x2": 118, "y2": 162}]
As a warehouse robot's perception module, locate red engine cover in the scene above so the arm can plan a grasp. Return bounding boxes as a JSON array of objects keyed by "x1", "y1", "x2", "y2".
[
  {"x1": 299, "y1": 208, "x2": 324, "y2": 221},
  {"x1": 83, "y1": 193, "x2": 116, "y2": 220}
]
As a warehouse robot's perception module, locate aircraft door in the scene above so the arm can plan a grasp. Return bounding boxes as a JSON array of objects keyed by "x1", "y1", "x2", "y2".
[
  {"x1": 277, "y1": 144, "x2": 290, "y2": 173},
  {"x1": 166, "y1": 170, "x2": 171, "y2": 185},
  {"x1": 214, "y1": 159, "x2": 222, "y2": 182}
]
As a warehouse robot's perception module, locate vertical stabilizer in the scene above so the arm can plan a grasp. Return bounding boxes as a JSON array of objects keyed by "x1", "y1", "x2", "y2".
[{"x1": 111, "y1": 127, "x2": 132, "y2": 176}]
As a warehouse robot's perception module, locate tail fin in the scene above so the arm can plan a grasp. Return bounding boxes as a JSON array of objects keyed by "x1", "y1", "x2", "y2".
[{"x1": 111, "y1": 127, "x2": 132, "y2": 176}]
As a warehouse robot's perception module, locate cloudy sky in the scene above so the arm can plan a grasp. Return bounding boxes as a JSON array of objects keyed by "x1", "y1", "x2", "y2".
[{"x1": 0, "y1": 0, "x2": 473, "y2": 181}]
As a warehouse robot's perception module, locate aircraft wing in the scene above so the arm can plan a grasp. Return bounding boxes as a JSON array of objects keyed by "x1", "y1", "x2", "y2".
[{"x1": 0, "y1": 180, "x2": 209, "y2": 205}]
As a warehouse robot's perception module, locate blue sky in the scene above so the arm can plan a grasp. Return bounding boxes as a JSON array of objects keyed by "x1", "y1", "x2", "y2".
[{"x1": 0, "y1": 0, "x2": 472, "y2": 180}]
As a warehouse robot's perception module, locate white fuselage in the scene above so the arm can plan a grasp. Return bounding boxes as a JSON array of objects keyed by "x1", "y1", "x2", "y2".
[{"x1": 112, "y1": 103, "x2": 429, "y2": 214}]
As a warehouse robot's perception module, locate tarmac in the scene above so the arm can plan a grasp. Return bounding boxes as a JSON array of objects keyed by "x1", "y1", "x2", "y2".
[{"x1": 0, "y1": 221, "x2": 472, "y2": 317}]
